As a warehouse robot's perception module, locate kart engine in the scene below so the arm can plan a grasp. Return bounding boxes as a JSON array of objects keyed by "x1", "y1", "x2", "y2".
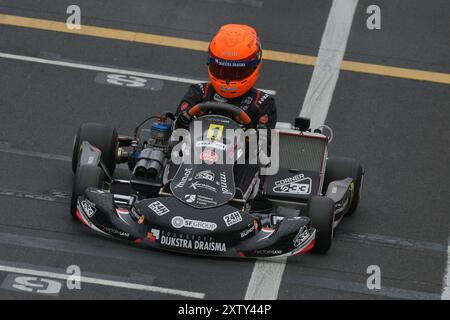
[{"x1": 133, "y1": 121, "x2": 171, "y2": 179}]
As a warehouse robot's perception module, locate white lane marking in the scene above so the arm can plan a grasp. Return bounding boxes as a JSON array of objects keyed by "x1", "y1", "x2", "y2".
[
  {"x1": 300, "y1": 0, "x2": 359, "y2": 130},
  {"x1": 244, "y1": 0, "x2": 358, "y2": 300},
  {"x1": 0, "y1": 264, "x2": 205, "y2": 299},
  {"x1": 0, "y1": 52, "x2": 276, "y2": 95},
  {"x1": 244, "y1": 258, "x2": 285, "y2": 300},
  {"x1": 442, "y1": 235, "x2": 450, "y2": 299}
]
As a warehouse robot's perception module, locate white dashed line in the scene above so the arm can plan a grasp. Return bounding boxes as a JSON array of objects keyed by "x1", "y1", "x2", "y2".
[{"x1": 0, "y1": 52, "x2": 276, "y2": 95}]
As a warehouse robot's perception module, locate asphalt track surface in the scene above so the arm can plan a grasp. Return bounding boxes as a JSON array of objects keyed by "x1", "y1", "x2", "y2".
[{"x1": 0, "y1": 0, "x2": 449, "y2": 300}]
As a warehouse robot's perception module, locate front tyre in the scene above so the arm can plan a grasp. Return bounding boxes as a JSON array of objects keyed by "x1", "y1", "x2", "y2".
[
  {"x1": 72, "y1": 123, "x2": 118, "y2": 175},
  {"x1": 324, "y1": 156, "x2": 363, "y2": 216},
  {"x1": 307, "y1": 196, "x2": 335, "y2": 254},
  {"x1": 70, "y1": 165, "x2": 105, "y2": 220}
]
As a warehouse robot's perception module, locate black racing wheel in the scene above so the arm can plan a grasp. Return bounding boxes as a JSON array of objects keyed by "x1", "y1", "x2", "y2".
[
  {"x1": 70, "y1": 165, "x2": 105, "y2": 220},
  {"x1": 307, "y1": 196, "x2": 335, "y2": 253},
  {"x1": 72, "y1": 123, "x2": 118, "y2": 175},
  {"x1": 324, "y1": 157, "x2": 364, "y2": 216}
]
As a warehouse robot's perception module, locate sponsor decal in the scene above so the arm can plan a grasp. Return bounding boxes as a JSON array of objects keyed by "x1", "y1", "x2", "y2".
[
  {"x1": 242, "y1": 96, "x2": 253, "y2": 106},
  {"x1": 137, "y1": 215, "x2": 145, "y2": 224},
  {"x1": 200, "y1": 149, "x2": 218, "y2": 162},
  {"x1": 184, "y1": 194, "x2": 196, "y2": 203},
  {"x1": 223, "y1": 211, "x2": 243, "y2": 227},
  {"x1": 206, "y1": 124, "x2": 224, "y2": 141},
  {"x1": 147, "y1": 229, "x2": 160, "y2": 242},
  {"x1": 221, "y1": 51, "x2": 239, "y2": 57},
  {"x1": 273, "y1": 174, "x2": 312, "y2": 195},
  {"x1": 102, "y1": 227, "x2": 130, "y2": 238},
  {"x1": 171, "y1": 216, "x2": 217, "y2": 231},
  {"x1": 240, "y1": 224, "x2": 256, "y2": 239},
  {"x1": 130, "y1": 207, "x2": 141, "y2": 221},
  {"x1": 220, "y1": 172, "x2": 233, "y2": 195},
  {"x1": 193, "y1": 195, "x2": 218, "y2": 206},
  {"x1": 255, "y1": 249, "x2": 282, "y2": 255},
  {"x1": 180, "y1": 101, "x2": 189, "y2": 111},
  {"x1": 190, "y1": 181, "x2": 217, "y2": 193},
  {"x1": 80, "y1": 199, "x2": 96, "y2": 218},
  {"x1": 147, "y1": 201, "x2": 170, "y2": 216},
  {"x1": 293, "y1": 227, "x2": 310, "y2": 247},
  {"x1": 220, "y1": 85, "x2": 237, "y2": 92},
  {"x1": 195, "y1": 140, "x2": 227, "y2": 150},
  {"x1": 213, "y1": 93, "x2": 228, "y2": 103},
  {"x1": 215, "y1": 59, "x2": 246, "y2": 68},
  {"x1": 175, "y1": 167, "x2": 192, "y2": 188},
  {"x1": 197, "y1": 83, "x2": 205, "y2": 95},
  {"x1": 160, "y1": 235, "x2": 226, "y2": 252},
  {"x1": 258, "y1": 93, "x2": 269, "y2": 105},
  {"x1": 194, "y1": 170, "x2": 215, "y2": 181}
]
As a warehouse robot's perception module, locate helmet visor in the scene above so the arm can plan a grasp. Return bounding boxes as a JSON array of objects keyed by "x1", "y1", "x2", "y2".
[{"x1": 208, "y1": 57, "x2": 260, "y2": 81}]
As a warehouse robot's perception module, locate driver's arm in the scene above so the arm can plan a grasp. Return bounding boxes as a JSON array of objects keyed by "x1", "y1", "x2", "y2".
[{"x1": 175, "y1": 83, "x2": 206, "y2": 118}]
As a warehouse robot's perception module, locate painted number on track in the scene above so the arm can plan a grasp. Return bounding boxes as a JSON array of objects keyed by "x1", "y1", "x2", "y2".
[
  {"x1": 95, "y1": 73, "x2": 163, "y2": 90},
  {"x1": 107, "y1": 74, "x2": 147, "y2": 87},
  {"x1": 3, "y1": 275, "x2": 62, "y2": 295}
]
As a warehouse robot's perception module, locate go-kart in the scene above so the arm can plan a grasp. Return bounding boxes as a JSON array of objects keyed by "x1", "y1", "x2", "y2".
[{"x1": 71, "y1": 102, "x2": 364, "y2": 257}]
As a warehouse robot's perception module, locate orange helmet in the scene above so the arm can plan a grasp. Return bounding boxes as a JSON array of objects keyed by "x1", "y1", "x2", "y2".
[{"x1": 207, "y1": 24, "x2": 262, "y2": 99}]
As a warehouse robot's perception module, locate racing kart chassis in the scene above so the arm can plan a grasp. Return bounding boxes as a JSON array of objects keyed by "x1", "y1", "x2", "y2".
[{"x1": 71, "y1": 102, "x2": 363, "y2": 258}]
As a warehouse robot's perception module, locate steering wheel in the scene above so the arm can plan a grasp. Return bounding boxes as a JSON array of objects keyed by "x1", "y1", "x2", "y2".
[{"x1": 186, "y1": 102, "x2": 253, "y2": 127}]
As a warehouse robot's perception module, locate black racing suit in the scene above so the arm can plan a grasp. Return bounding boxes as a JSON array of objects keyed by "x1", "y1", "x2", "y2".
[
  {"x1": 175, "y1": 82, "x2": 277, "y2": 130},
  {"x1": 173, "y1": 82, "x2": 277, "y2": 195}
]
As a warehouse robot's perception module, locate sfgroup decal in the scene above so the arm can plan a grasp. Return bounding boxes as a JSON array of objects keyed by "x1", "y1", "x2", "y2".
[
  {"x1": 223, "y1": 211, "x2": 242, "y2": 227},
  {"x1": 171, "y1": 216, "x2": 217, "y2": 231},
  {"x1": 273, "y1": 174, "x2": 312, "y2": 195},
  {"x1": 147, "y1": 201, "x2": 170, "y2": 216},
  {"x1": 80, "y1": 199, "x2": 96, "y2": 218}
]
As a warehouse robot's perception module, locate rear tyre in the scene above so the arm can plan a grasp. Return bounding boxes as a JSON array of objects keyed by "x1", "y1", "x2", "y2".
[
  {"x1": 307, "y1": 196, "x2": 335, "y2": 254},
  {"x1": 70, "y1": 165, "x2": 105, "y2": 220},
  {"x1": 324, "y1": 156, "x2": 363, "y2": 216},
  {"x1": 72, "y1": 123, "x2": 118, "y2": 175}
]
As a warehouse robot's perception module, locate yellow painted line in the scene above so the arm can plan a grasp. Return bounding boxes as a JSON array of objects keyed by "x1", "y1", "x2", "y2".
[
  {"x1": 340, "y1": 60, "x2": 450, "y2": 84},
  {"x1": 0, "y1": 13, "x2": 449, "y2": 85}
]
